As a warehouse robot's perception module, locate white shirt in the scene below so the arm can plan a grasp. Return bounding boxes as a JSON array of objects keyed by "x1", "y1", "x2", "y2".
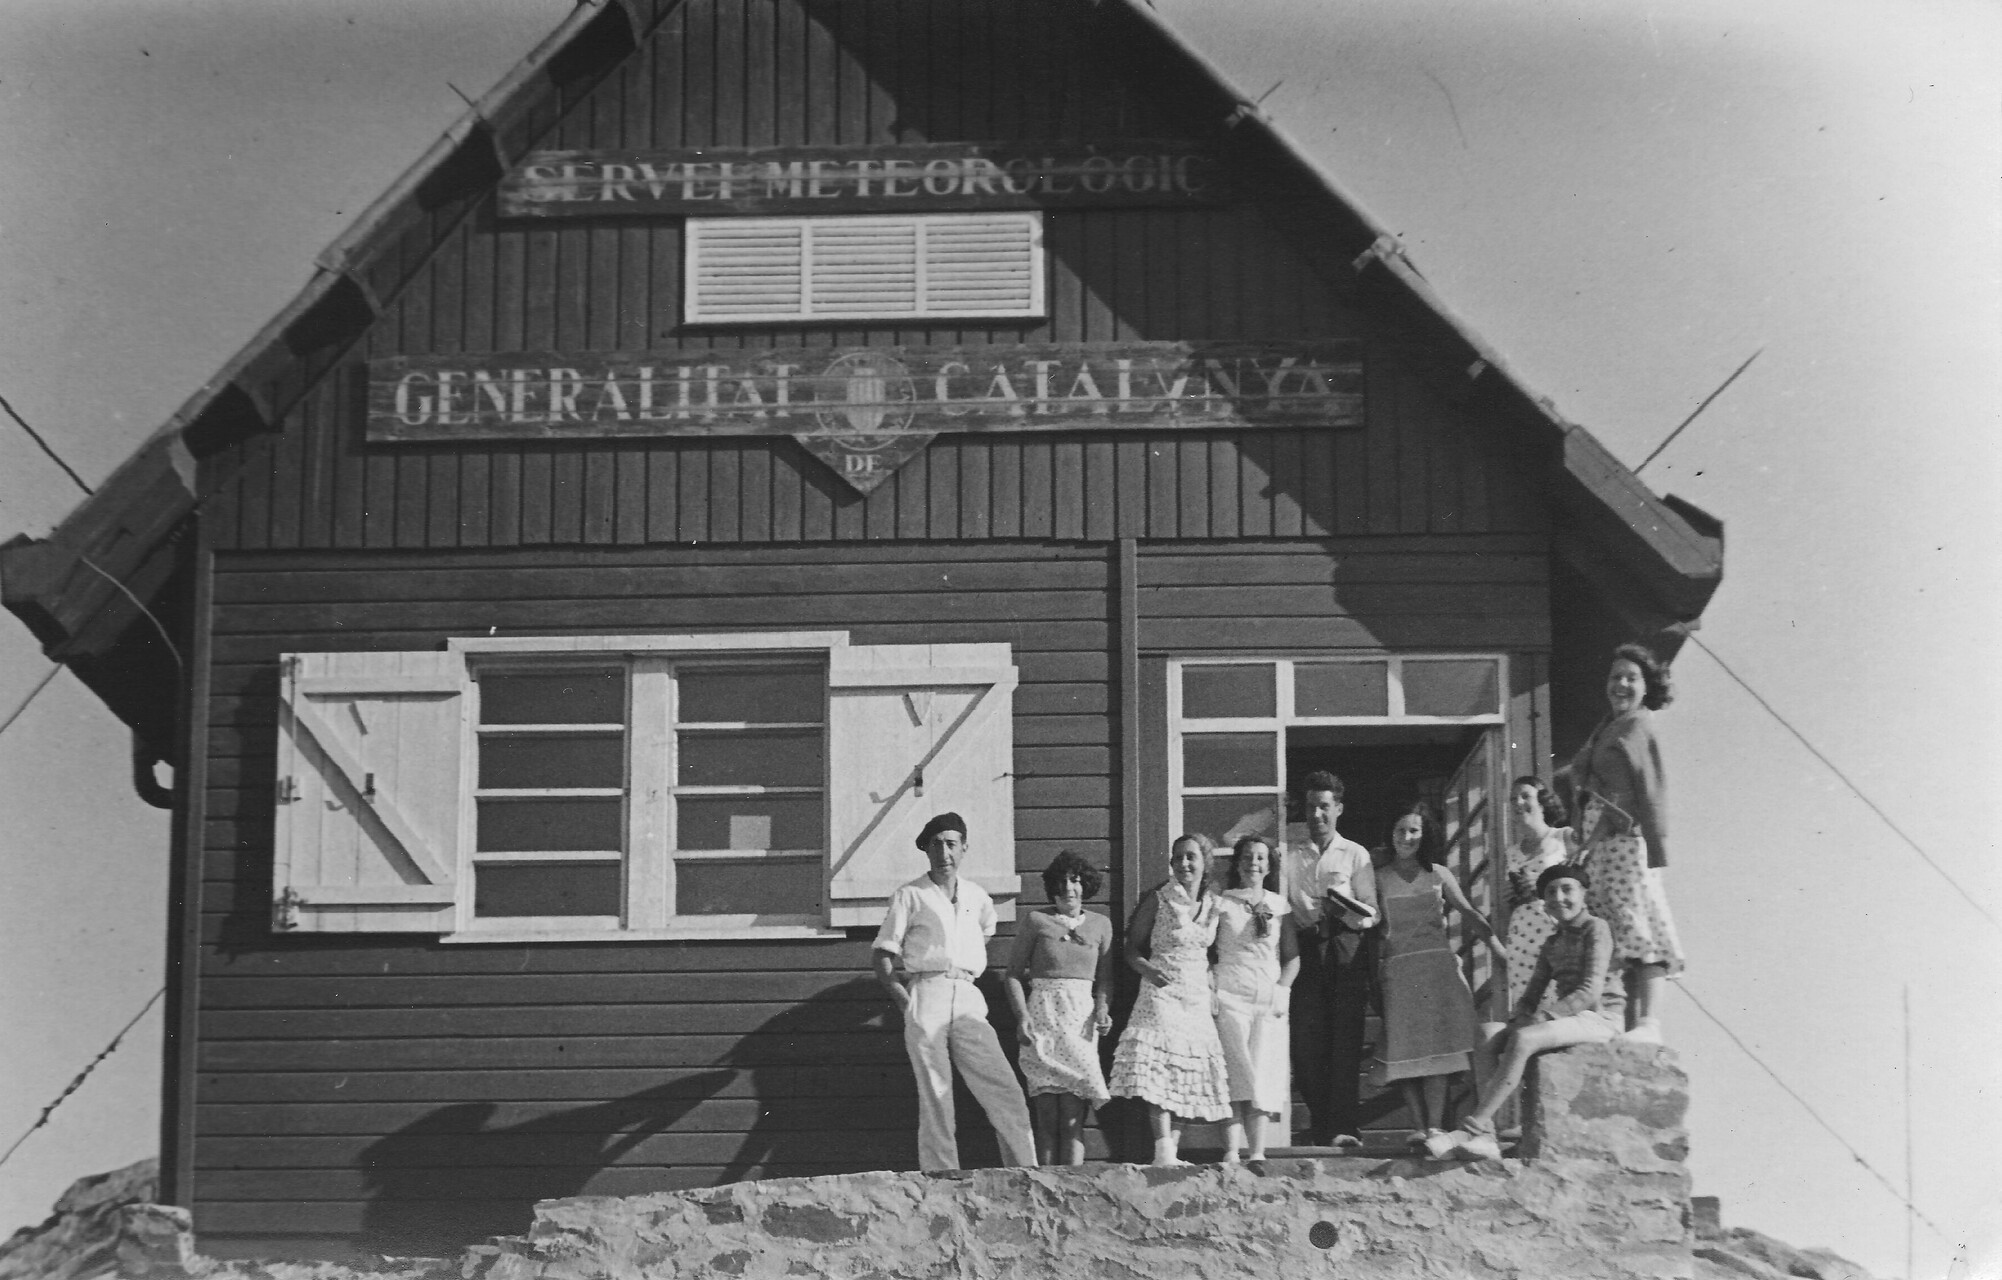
[
  {"x1": 1278, "y1": 833, "x2": 1379, "y2": 930},
  {"x1": 873, "y1": 874, "x2": 996, "y2": 974}
]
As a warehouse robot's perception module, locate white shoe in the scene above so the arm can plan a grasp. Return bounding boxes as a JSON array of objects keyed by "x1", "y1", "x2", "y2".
[
  {"x1": 1453, "y1": 1128, "x2": 1503, "y2": 1161},
  {"x1": 1421, "y1": 1129, "x2": 1460, "y2": 1159},
  {"x1": 1622, "y1": 1022, "x2": 1663, "y2": 1045}
]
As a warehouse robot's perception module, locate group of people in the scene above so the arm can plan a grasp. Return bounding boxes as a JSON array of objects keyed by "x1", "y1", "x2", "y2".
[{"x1": 870, "y1": 643, "x2": 1686, "y2": 1170}]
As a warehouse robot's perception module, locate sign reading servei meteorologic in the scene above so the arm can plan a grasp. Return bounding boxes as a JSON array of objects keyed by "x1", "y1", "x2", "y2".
[
  {"x1": 499, "y1": 142, "x2": 1224, "y2": 218},
  {"x1": 368, "y1": 342, "x2": 1364, "y2": 493}
]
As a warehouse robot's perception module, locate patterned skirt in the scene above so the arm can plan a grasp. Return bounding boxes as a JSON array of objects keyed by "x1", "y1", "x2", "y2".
[
  {"x1": 1580, "y1": 804, "x2": 1685, "y2": 976},
  {"x1": 1109, "y1": 970, "x2": 1231, "y2": 1122},
  {"x1": 1019, "y1": 978, "x2": 1111, "y2": 1106}
]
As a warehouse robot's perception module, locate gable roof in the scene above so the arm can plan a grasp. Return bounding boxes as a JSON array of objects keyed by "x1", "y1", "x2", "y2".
[{"x1": 0, "y1": 0, "x2": 1721, "y2": 744}]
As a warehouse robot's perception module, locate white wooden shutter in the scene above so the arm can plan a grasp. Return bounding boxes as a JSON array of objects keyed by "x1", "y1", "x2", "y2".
[
  {"x1": 825, "y1": 642, "x2": 1018, "y2": 927},
  {"x1": 272, "y1": 650, "x2": 468, "y2": 933},
  {"x1": 685, "y1": 214, "x2": 1044, "y2": 323}
]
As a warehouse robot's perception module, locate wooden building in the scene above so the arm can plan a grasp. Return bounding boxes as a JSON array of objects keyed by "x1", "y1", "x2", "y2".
[{"x1": 1, "y1": 0, "x2": 1722, "y2": 1260}]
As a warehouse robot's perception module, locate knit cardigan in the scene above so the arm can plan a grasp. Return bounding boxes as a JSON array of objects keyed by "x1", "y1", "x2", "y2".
[{"x1": 1564, "y1": 708, "x2": 1671, "y2": 868}]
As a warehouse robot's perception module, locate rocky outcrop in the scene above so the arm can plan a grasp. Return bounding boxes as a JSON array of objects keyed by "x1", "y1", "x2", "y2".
[
  {"x1": 0, "y1": 1043, "x2": 1875, "y2": 1280},
  {"x1": 0, "y1": 1159, "x2": 192, "y2": 1280}
]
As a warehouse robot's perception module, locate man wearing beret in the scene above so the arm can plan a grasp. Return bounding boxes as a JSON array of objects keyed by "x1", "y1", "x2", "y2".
[{"x1": 872, "y1": 812, "x2": 1038, "y2": 1171}]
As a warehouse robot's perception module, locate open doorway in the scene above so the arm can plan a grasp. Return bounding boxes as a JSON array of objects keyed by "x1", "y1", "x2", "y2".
[
  {"x1": 1282, "y1": 724, "x2": 1488, "y2": 855},
  {"x1": 1282, "y1": 724, "x2": 1505, "y2": 1135}
]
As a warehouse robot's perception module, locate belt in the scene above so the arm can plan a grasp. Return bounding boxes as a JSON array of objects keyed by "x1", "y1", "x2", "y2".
[{"x1": 910, "y1": 967, "x2": 980, "y2": 983}]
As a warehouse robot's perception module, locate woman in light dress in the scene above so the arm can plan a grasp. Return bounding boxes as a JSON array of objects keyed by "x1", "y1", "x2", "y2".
[
  {"x1": 1502, "y1": 776, "x2": 1578, "y2": 1010},
  {"x1": 1109, "y1": 834, "x2": 1232, "y2": 1166},
  {"x1": 1210, "y1": 835, "x2": 1299, "y2": 1163},
  {"x1": 1372, "y1": 803, "x2": 1505, "y2": 1151},
  {"x1": 1004, "y1": 850, "x2": 1114, "y2": 1166},
  {"x1": 1559, "y1": 643, "x2": 1686, "y2": 1041}
]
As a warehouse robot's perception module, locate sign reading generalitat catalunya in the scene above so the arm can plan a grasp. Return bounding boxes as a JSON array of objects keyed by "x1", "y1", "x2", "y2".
[
  {"x1": 368, "y1": 342, "x2": 1364, "y2": 493},
  {"x1": 498, "y1": 142, "x2": 1222, "y2": 218}
]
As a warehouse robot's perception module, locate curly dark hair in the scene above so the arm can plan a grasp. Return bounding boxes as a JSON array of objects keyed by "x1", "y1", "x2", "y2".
[
  {"x1": 1387, "y1": 802, "x2": 1448, "y2": 868},
  {"x1": 1040, "y1": 850, "x2": 1104, "y2": 900},
  {"x1": 1229, "y1": 834, "x2": 1276, "y2": 891},
  {"x1": 1298, "y1": 769, "x2": 1345, "y2": 802},
  {"x1": 1511, "y1": 775, "x2": 1569, "y2": 827},
  {"x1": 1612, "y1": 642, "x2": 1674, "y2": 709}
]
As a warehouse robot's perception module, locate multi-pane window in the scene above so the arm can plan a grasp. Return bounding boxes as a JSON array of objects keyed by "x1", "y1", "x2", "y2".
[
  {"x1": 472, "y1": 668, "x2": 627, "y2": 920},
  {"x1": 1170, "y1": 655, "x2": 1505, "y2": 844},
  {"x1": 269, "y1": 637, "x2": 1018, "y2": 939},
  {"x1": 468, "y1": 659, "x2": 827, "y2": 931},
  {"x1": 669, "y1": 665, "x2": 824, "y2": 918}
]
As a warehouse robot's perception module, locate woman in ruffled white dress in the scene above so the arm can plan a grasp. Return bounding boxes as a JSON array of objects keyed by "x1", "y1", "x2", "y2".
[
  {"x1": 1109, "y1": 834, "x2": 1231, "y2": 1166},
  {"x1": 1211, "y1": 836, "x2": 1299, "y2": 1163},
  {"x1": 1502, "y1": 777, "x2": 1579, "y2": 1010}
]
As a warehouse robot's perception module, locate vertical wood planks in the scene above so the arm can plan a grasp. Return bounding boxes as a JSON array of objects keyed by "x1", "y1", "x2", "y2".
[{"x1": 198, "y1": 0, "x2": 1550, "y2": 554}]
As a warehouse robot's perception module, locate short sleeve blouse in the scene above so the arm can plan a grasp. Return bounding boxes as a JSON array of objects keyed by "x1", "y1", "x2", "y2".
[{"x1": 1012, "y1": 909, "x2": 1112, "y2": 981}]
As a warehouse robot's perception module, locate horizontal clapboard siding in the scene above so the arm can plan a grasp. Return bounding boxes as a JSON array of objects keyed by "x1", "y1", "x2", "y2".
[
  {"x1": 192, "y1": 533, "x2": 1547, "y2": 1245},
  {"x1": 194, "y1": 540, "x2": 1112, "y2": 1243}
]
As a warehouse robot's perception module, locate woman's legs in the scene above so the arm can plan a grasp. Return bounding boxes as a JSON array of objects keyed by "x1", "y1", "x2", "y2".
[
  {"x1": 1243, "y1": 1104, "x2": 1269, "y2": 1161},
  {"x1": 1399, "y1": 1080, "x2": 1425, "y2": 1140},
  {"x1": 1030, "y1": 1093, "x2": 1060, "y2": 1166},
  {"x1": 1148, "y1": 1103, "x2": 1182, "y2": 1165},
  {"x1": 1420, "y1": 1075, "x2": 1448, "y2": 1132},
  {"x1": 1625, "y1": 962, "x2": 1668, "y2": 1040},
  {"x1": 1222, "y1": 1103, "x2": 1247, "y2": 1164},
  {"x1": 1055, "y1": 1094, "x2": 1088, "y2": 1166}
]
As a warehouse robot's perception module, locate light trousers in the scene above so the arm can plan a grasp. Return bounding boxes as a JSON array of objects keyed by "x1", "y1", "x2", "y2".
[{"x1": 902, "y1": 975, "x2": 1038, "y2": 1171}]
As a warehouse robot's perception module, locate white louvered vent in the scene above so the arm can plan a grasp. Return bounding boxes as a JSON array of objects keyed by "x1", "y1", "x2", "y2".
[{"x1": 686, "y1": 214, "x2": 1044, "y2": 323}]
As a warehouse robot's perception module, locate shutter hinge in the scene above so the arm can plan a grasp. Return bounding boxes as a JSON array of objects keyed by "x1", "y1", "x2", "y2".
[
  {"x1": 273, "y1": 887, "x2": 303, "y2": 932},
  {"x1": 277, "y1": 776, "x2": 300, "y2": 803}
]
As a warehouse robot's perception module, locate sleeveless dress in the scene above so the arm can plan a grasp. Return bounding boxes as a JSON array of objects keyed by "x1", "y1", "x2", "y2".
[
  {"x1": 1503, "y1": 828, "x2": 1578, "y2": 1008},
  {"x1": 1210, "y1": 888, "x2": 1292, "y2": 1118},
  {"x1": 1372, "y1": 865, "x2": 1480, "y2": 1083},
  {"x1": 1109, "y1": 884, "x2": 1231, "y2": 1121}
]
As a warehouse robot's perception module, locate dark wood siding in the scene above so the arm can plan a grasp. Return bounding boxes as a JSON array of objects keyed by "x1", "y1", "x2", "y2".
[
  {"x1": 201, "y1": 0, "x2": 1547, "y2": 554},
  {"x1": 196, "y1": 541, "x2": 1111, "y2": 1243},
  {"x1": 192, "y1": 532, "x2": 1546, "y2": 1243}
]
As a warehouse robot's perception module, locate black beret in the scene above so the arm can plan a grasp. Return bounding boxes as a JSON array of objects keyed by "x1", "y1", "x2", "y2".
[
  {"x1": 915, "y1": 812, "x2": 968, "y2": 850},
  {"x1": 1536, "y1": 863, "x2": 1590, "y2": 894}
]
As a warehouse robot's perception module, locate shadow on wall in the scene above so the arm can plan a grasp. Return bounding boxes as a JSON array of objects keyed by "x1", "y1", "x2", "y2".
[{"x1": 355, "y1": 977, "x2": 994, "y2": 1256}]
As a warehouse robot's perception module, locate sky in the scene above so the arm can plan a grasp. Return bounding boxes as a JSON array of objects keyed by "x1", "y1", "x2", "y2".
[{"x1": 0, "y1": 1, "x2": 1996, "y2": 1277}]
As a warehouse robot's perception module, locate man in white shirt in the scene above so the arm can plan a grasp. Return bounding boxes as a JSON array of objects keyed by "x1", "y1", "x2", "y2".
[
  {"x1": 1279, "y1": 770, "x2": 1380, "y2": 1147},
  {"x1": 872, "y1": 812, "x2": 1038, "y2": 1171}
]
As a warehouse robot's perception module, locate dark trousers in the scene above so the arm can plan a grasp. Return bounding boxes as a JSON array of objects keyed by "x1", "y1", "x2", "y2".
[{"x1": 1289, "y1": 924, "x2": 1377, "y2": 1142}]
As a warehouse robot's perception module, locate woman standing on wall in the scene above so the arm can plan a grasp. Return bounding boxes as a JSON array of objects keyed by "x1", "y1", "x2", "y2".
[
  {"x1": 1559, "y1": 642, "x2": 1686, "y2": 1042},
  {"x1": 1004, "y1": 851, "x2": 1114, "y2": 1166},
  {"x1": 1501, "y1": 777, "x2": 1578, "y2": 1011},
  {"x1": 1108, "y1": 834, "x2": 1232, "y2": 1166},
  {"x1": 1210, "y1": 836, "x2": 1299, "y2": 1164},
  {"x1": 1372, "y1": 802, "x2": 1505, "y2": 1154}
]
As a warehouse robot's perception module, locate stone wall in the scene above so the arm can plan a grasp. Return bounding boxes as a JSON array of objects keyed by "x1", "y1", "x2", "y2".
[
  {"x1": 466, "y1": 1041, "x2": 1692, "y2": 1280},
  {"x1": 7, "y1": 1042, "x2": 1725, "y2": 1280}
]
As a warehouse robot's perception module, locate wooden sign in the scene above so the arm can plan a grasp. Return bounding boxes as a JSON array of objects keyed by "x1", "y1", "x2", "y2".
[
  {"x1": 368, "y1": 342, "x2": 1363, "y2": 494},
  {"x1": 498, "y1": 142, "x2": 1224, "y2": 218}
]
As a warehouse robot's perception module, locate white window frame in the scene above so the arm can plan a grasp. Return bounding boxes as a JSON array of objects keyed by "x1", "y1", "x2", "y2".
[
  {"x1": 1167, "y1": 654, "x2": 1509, "y2": 841},
  {"x1": 684, "y1": 212, "x2": 1047, "y2": 323},
  {"x1": 444, "y1": 631, "x2": 850, "y2": 943}
]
